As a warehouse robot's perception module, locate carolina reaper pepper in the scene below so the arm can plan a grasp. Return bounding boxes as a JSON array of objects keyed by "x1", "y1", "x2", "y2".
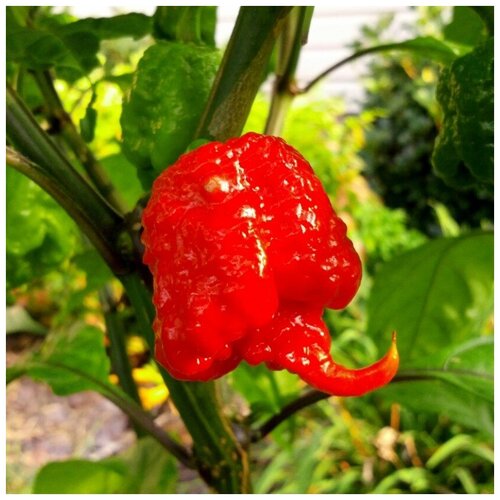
[{"x1": 142, "y1": 132, "x2": 399, "y2": 396}]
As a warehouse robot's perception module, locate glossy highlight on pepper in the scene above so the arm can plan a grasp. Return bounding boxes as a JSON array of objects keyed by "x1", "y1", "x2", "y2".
[{"x1": 141, "y1": 132, "x2": 399, "y2": 396}]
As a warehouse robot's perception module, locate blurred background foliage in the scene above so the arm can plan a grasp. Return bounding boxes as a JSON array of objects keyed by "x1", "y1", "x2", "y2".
[{"x1": 6, "y1": 5, "x2": 493, "y2": 494}]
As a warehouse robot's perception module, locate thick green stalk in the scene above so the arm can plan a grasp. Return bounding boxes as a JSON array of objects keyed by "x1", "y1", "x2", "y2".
[
  {"x1": 120, "y1": 274, "x2": 250, "y2": 493},
  {"x1": 264, "y1": 7, "x2": 313, "y2": 136},
  {"x1": 195, "y1": 6, "x2": 293, "y2": 142},
  {"x1": 99, "y1": 286, "x2": 142, "y2": 409},
  {"x1": 6, "y1": 87, "x2": 130, "y2": 275}
]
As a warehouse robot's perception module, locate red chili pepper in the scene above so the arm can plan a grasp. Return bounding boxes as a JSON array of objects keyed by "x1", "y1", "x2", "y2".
[{"x1": 142, "y1": 132, "x2": 399, "y2": 396}]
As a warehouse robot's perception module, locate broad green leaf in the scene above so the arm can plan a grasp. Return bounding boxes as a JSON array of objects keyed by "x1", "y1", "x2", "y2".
[
  {"x1": 380, "y1": 337, "x2": 493, "y2": 433},
  {"x1": 7, "y1": 19, "x2": 99, "y2": 79},
  {"x1": 6, "y1": 169, "x2": 78, "y2": 289},
  {"x1": 380, "y1": 378, "x2": 493, "y2": 436},
  {"x1": 116, "y1": 437, "x2": 178, "y2": 493},
  {"x1": 387, "y1": 36, "x2": 457, "y2": 64},
  {"x1": 408, "y1": 337, "x2": 493, "y2": 402},
  {"x1": 443, "y1": 7, "x2": 486, "y2": 48},
  {"x1": 367, "y1": 232, "x2": 493, "y2": 360},
  {"x1": 33, "y1": 460, "x2": 124, "y2": 494},
  {"x1": 7, "y1": 10, "x2": 152, "y2": 80},
  {"x1": 24, "y1": 323, "x2": 111, "y2": 395},
  {"x1": 33, "y1": 437, "x2": 177, "y2": 494}
]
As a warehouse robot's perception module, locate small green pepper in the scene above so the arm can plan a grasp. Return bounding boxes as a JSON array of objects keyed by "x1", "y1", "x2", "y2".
[{"x1": 120, "y1": 41, "x2": 220, "y2": 188}]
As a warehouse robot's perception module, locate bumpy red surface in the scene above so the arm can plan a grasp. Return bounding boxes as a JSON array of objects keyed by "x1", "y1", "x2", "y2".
[{"x1": 142, "y1": 133, "x2": 398, "y2": 395}]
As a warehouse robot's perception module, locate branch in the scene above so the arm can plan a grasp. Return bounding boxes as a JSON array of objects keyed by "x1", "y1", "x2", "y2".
[
  {"x1": 300, "y1": 39, "x2": 454, "y2": 94},
  {"x1": 119, "y1": 273, "x2": 251, "y2": 493},
  {"x1": 249, "y1": 372, "x2": 440, "y2": 442},
  {"x1": 26, "y1": 360, "x2": 195, "y2": 468},
  {"x1": 264, "y1": 7, "x2": 312, "y2": 136},
  {"x1": 99, "y1": 285, "x2": 143, "y2": 410},
  {"x1": 6, "y1": 146, "x2": 128, "y2": 275},
  {"x1": 250, "y1": 390, "x2": 329, "y2": 443}
]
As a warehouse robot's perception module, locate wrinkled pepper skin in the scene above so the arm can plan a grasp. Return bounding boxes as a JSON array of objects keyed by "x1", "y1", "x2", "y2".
[
  {"x1": 121, "y1": 41, "x2": 220, "y2": 188},
  {"x1": 142, "y1": 133, "x2": 399, "y2": 396}
]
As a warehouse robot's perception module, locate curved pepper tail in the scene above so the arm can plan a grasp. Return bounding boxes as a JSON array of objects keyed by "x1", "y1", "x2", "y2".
[{"x1": 302, "y1": 332, "x2": 399, "y2": 397}]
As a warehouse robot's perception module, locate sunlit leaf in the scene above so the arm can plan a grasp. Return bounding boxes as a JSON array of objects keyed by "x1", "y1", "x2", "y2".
[{"x1": 33, "y1": 437, "x2": 178, "y2": 493}]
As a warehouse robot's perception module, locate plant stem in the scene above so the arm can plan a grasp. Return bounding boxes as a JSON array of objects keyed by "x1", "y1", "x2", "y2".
[
  {"x1": 120, "y1": 273, "x2": 251, "y2": 493},
  {"x1": 249, "y1": 372, "x2": 442, "y2": 442},
  {"x1": 33, "y1": 70, "x2": 128, "y2": 214},
  {"x1": 99, "y1": 285, "x2": 142, "y2": 409},
  {"x1": 264, "y1": 6, "x2": 313, "y2": 136},
  {"x1": 27, "y1": 360, "x2": 194, "y2": 468},
  {"x1": 250, "y1": 390, "x2": 329, "y2": 442},
  {"x1": 300, "y1": 41, "x2": 452, "y2": 94},
  {"x1": 195, "y1": 6, "x2": 293, "y2": 142}
]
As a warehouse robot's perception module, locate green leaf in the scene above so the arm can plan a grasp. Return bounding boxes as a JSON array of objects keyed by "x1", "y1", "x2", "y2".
[
  {"x1": 33, "y1": 460, "x2": 124, "y2": 494},
  {"x1": 432, "y1": 38, "x2": 493, "y2": 189},
  {"x1": 26, "y1": 323, "x2": 111, "y2": 395},
  {"x1": 6, "y1": 305, "x2": 47, "y2": 335},
  {"x1": 71, "y1": 249, "x2": 113, "y2": 291},
  {"x1": 7, "y1": 11, "x2": 152, "y2": 80},
  {"x1": 7, "y1": 18, "x2": 99, "y2": 79},
  {"x1": 413, "y1": 337, "x2": 493, "y2": 402},
  {"x1": 426, "y1": 434, "x2": 494, "y2": 469},
  {"x1": 230, "y1": 363, "x2": 301, "y2": 419},
  {"x1": 443, "y1": 7, "x2": 486, "y2": 48},
  {"x1": 6, "y1": 169, "x2": 77, "y2": 289},
  {"x1": 372, "y1": 467, "x2": 431, "y2": 494},
  {"x1": 99, "y1": 154, "x2": 144, "y2": 210},
  {"x1": 116, "y1": 437, "x2": 178, "y2": 493},
  {"x1": 384, "y1": 36, "x2": 457, "y2": 64},
  {"x1": 367, "y1": 232, "x2": 493, "y2": 360},
  {"x1": 379, "y1": 338, "x2": 493, "y2": 434},
  {"x1": 33, "y1": 437, "x2": 178, "y2": 493},
  {"x1": 367, "y1": 232, "x2": 493, "y2": 432},
  {"x1": 60, "y1": 13, "x2": 152, "y2": 41},
  {"x1": 6, "y1": 365, "x2": 28, "y2": 384}
]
